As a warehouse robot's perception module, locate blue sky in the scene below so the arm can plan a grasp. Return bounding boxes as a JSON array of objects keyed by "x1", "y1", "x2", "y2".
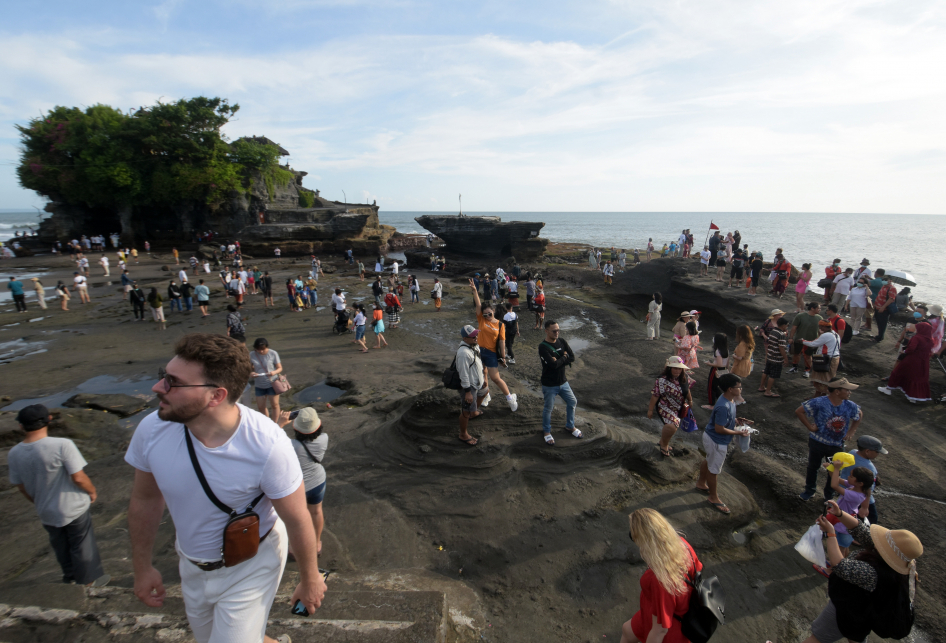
[{"x1": 1, "y1": 0, "x2": 944, "y2": 213}]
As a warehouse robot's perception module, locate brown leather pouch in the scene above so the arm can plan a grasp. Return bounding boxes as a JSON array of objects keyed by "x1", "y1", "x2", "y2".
[
  {"x1": 223, "y1": 512, "x2": 261, "y2": 567},
  {"x1": 185, "y1": 426, "x2": 266, "y2": 567}
]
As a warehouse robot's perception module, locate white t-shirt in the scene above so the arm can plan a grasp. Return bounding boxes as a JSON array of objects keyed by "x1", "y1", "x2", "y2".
[
  {"x1": 832, "y1": 274, "x2": 854, "y2": 296},
  {"x1": 700, "y1": 250, "x2": 712, "y2": 264},
  {"x1": 74, "y1": 275, "x2": 87, "y2": 288},
  {"x1": 853, "y1": 267, "x2": 872, "y2": 282},
  {"x1": 354, "y1": 311, "x2": 366, "y2": 326},
  {"x1": 178, "y1": 270, "x2": 188, "y2": 283},
  {"x1": 391, "y1": 262, "x2": 399, "y2": 274},
  {"x1": 332, "y1": 293, "x2": 345, "y2": 310},
  {"x1": 125, "y1": 406, "x2": 302, "y2": 561},
  {"x1": 100, "y1": 257, "x2": 109, "y2": 266},
  {"x1": 78, "y1": 258, "x2": 89, "y2": 269},
  {"x1": 229, "y1": 279, "x2": 245, "y2": 295}
]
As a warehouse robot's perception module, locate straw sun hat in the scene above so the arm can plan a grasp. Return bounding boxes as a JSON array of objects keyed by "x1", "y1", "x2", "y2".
[
  {"x1": 665, "y1": 356, "x2": 691, "y2": 370},
  {"x1": 292, "y1": 407, "x2": 322, "y2": 434},
  {"x1": 870, "y1": 524, "x2": 922, "y2": 575}
]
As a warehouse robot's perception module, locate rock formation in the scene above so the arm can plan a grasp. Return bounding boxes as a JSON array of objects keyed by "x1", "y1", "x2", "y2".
[
  {"x1": 414, "y1": 215, "x2": 548, "y2": 259},
  {"x1": 36, "y1": 141, "x2": 394, "y2": 256}
]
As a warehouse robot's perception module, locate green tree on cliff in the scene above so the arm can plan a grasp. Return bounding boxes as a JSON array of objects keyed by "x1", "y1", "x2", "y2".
[{"x1": 16, "y1": 97, "x2": 257, "y2": 241}]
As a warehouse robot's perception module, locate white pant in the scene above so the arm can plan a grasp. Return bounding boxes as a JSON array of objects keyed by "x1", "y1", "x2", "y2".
[{"x1": 178, "y1": 519, "x2": 288, "y2": 643}]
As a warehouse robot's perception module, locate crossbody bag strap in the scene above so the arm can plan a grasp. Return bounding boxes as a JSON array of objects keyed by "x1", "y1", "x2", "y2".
[
  {"x1": 184, "y1": 426, "x2": 264, "y2": 515},
  {"x1": 299, "y1": 440, "x2": 322, "y2": 464}
]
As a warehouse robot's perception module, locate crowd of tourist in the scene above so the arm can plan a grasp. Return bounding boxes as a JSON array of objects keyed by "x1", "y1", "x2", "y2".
[{"x1": 5, "y1": 228, "x2": 943, "y2": 643}]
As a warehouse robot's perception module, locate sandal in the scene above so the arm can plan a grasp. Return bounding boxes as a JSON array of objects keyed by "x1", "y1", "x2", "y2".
[
  {"x1": 659, "y1": 446, "x2": 673, "y2": 457},
  {"x1": 458, "y1": 436, "x2": 478, "y2": 446},
  {"x1": 707, "y1": 501, "x2": 731, "y2": 514},
  {"x1": 763, "y1": 392, "x2": 781, "y2": 398},
  {"x1": 694, "y1": 485, "x2": 709, "y2": 493},
  {"x1": 812, "y1": 564, "x2": 830, "y2": 579},
  {"x1": 544, "y1": 433, "x2": 555, "y2": 445},
  {"x1": 700, "y1": 404, "x2": 714, "y2": 411},
  {"x1": 569, "y1": 428, "x2": 583, "y2": 438}
]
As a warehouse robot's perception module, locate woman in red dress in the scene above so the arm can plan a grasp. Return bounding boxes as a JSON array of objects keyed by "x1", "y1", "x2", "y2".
[
  {"x1": 621, "y1": 508, "x2": 702, "y2": 643},
  {"x1": 879, "y1": 321, "x2": 933, "y2": 402}
]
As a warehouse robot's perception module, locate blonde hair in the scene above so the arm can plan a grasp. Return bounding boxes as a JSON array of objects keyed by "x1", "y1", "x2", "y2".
[{"x1": 629, "y1": 508, "x2": 689, "y2": 595}]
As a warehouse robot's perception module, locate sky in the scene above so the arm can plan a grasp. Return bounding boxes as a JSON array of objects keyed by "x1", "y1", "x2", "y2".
[{"x1": 1, "y1": 0, "x2": 944, "y2": 213}]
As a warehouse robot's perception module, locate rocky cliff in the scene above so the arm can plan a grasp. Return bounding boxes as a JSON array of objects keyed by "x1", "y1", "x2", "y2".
[
  {"x1": 36, "y1": 164, "x2": 393, "y2": 256},
  {"x1": 414, "y1": 215, "x2": 548, "y2": 259}
]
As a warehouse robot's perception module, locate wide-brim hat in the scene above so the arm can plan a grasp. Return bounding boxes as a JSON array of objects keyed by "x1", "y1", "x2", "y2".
[
  {"x1": 293, "y1": 407, "x2": 322, "y2": 434},
  {"x1": 930, "y1": 304, "x2": 943, "y2": 316},
  {"x1": 870, "y1": 524, "x2": 922, "y2": 575},
  {"x1": 769, "y1": 309, "x2": 784, "y2": 317},
  {"x1": 826, "y1": 378, "x2": 858, "y2": 390},
  {"x1": 665, "y1": 356, "x2": 691, "y2": 370},
  {"x1": 861, "y1": 258, "x2": 870, "y2": 265}
]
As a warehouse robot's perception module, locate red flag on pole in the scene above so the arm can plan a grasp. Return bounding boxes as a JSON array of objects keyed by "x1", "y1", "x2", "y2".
[{"x1": 709, "y1": 222, "x2": 720, "y2": 230}]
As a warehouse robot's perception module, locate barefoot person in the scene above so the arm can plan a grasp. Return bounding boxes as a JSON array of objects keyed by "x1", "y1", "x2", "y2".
[
  {"x1": 696, "y1": 374, "x2": 752, "y2": 514},
  {"x1": 457, "y1": 325, "x2": 488, "y2": 446},
  {"x1": 468, "y1": 279, "x2": 519, "y2": 412},
  {"x1": 125, "y1": 334, "x2": 326, "y2": 643}
]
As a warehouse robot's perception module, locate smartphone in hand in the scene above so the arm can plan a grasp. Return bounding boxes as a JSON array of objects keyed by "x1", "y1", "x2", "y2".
[
  {"x1": 291, "y1": 600, "x2": 309, "y2": 617},
  {"x1": 289, "y1": 410, "x2": 301, "y2": 420}
]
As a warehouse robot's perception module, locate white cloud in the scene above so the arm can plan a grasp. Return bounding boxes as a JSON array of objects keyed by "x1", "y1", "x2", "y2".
[{"x1": 1, "y1": 0, "x2": 945, "y2": 212}]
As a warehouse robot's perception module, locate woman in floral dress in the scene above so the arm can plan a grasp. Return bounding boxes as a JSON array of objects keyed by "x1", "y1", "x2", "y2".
[
  {"x1": 674, "y1": 321, "x2": 702, "y2": 369},
  {"x1": 646, "y1": 356, "x2": 693, "y2": 457}
]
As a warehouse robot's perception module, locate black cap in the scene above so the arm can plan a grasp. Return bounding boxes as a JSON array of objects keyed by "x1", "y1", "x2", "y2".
[
  {"x1": 856, "y1": 435, "x2": 888, "y2": 455},
  {"x1": 16, "y1": 404, "x2": 50, "y2": 430}
]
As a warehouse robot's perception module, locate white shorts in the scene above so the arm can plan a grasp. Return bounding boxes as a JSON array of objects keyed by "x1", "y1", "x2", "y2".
[
  {"x1": 702, "y1": 431, "x2": 729, "y2": 475},
  {"x1": 177, "y1": 519, "x2": 288, "y2": 643}
]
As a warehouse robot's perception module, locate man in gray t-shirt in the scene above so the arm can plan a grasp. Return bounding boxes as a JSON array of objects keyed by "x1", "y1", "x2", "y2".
[{"x1": 8, "y1": 405, "x2": 108, "y2": 586}]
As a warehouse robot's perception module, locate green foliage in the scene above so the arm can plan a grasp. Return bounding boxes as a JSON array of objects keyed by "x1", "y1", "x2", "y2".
[
  {"x1": 16, "y1": 97, "x2": 249, "y2": 211},
  {"x1": 229, "y1": 139, "x2": 280, "y2": 171},
  {"x1": 299, "y1": 190, "x2": 315, "y2": 208},
  {"x1": 262, "y1": 166, "x2": 295, "y2": 202}
]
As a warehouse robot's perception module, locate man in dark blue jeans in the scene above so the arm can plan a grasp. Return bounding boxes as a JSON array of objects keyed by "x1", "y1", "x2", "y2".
[
  {"x1": 538, "y1": 320, "x2": 581, "y2": 446},
  {"x1": 794, "y1": 378, "x2": 863, "y2": 501}
]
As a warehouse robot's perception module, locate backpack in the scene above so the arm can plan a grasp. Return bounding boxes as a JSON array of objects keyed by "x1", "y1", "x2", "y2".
[
  {"x1": 503, "y1": 313, "x2": 518, "y2": 335},
  {"x1": 442, "y1": 345, "x2": 477, "y2": 390},
  {"x1": 675, "y1": 549, "x2": 726, "y2": 643}
]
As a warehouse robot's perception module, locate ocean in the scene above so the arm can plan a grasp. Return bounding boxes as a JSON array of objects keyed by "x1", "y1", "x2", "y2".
[
  {"x1": 380, "y1": 211, "x2": 946, "y2": 306},
  {"x1": 3, "y1": 209, "x2": 942, "y2": 305}
]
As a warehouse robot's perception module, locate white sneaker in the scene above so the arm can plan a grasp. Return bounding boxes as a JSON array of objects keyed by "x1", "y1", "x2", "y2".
[
  {"x1": 507, "y1": 393, "x2": 518, "y2": 412},
  {"x1": 802, "y1": 371, "x2": 810, "y2": 378},
  {"x1": 877, "y1": 386, "x2": 892, "y2": 395},
  {"x1": 507, "y1": 357, "x2": 516, "y2": 364},
  {"x1": 481, "y1": 393, "x2": 491, "y2": 407}
]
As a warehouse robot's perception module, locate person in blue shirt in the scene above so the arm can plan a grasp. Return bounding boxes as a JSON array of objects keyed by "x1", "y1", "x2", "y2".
[
  {"x1": 696, "y1": 373, "x2": 752, "y2": 515},
  {"x1": 837, "y1": 435, "x2": 886, "y2": 524},
  {"x1": 795, "y1": 377, "x2": 863, "y2": 501},
  {"x1": 7, "y1": 276, "x2": 26, "y2": 312}
]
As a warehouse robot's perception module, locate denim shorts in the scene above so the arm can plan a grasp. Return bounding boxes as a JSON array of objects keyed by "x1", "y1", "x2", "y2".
[
  {"x1": 836, "y1": 531, "x2": 854, "y2": 548},
  {"x1": 305, "y1": 481, "x2": 326, "y2": 505},
  {"x1": 255, "y1": 386, "x2": 277, "y2": 397},
  {"x1": 480, "y1": 346, "x2": 500, "y2": 368},
  {"x1": 355, "y1": 325, "x2": 366, "y2": 340}
]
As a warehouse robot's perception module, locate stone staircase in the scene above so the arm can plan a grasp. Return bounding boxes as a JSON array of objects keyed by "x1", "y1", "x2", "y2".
[{"x1": 0, "y1": 571, "x2": 464, "y2": 643}]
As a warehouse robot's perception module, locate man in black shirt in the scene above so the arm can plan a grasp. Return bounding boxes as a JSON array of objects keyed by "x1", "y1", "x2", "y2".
[
  {"x1": 371, "y1": 276, "x2": 384, "y2": 306},
  {"x1": 129, "y1": 282, "x2": 146, "y2": 321},
  {"x1": 259, "y1": 271, "x2": 274, "y2": 308},
  {"x1": 728, "y1": 247, "x2": 746, "y2": 288},
  {"x1": 167, "y1": 281, "x2": 182, "y2": 313},
  {"x1": 180, "y1": 281, "x2": 194, "y2": 312},
  {"x1": 538, "y1": 320, "x2": 581, "y2": 446}
]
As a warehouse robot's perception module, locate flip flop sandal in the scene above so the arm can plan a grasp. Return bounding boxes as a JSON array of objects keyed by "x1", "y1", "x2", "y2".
[
  {"x1": 694, "y1": 486, "x2": 710, "y2": 493},
  {"x1": 659, "y1": 446, "x2": 672, "y2": 457},
  {"x1": 764, "y1": 392, "x2": 781, "y2": 398},
  {"x1": 812, "y1": 564, "x2": 830, "y2": 579},
  {"x1": 458, "y1": 437, "x2": 478, "y2": 446},
  {"x1": 569, "y1": 428, "x2": 583, "y2": 438},
  {"x1": 544, "y1": 433, "x2": 555, "y2": 445},
  {"x1": 707, "y1": 501, "x2": 731, "y2": 514}
]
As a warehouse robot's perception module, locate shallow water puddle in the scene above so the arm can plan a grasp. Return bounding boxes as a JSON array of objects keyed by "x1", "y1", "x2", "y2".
[
  {"x1": 557, "y1": 316, "x2": 584, "y2": 331},
  {"x1": 0, "y1": 338, "x2": 49, "y2": 365},
  {"x1": 4, "y1": 374, "x2": 156, "y2": 410},
  {"x1": 568, "y1": 337, "x2": 594, "y2": 352},
  {"x1": 295, "y1": 380, "x2": 345, "y2": 405}
]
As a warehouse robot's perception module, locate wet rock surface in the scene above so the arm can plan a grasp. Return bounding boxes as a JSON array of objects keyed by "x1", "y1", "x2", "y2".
[{"x1": 63, "y1": 393, "x2": 149, "y2": 417}]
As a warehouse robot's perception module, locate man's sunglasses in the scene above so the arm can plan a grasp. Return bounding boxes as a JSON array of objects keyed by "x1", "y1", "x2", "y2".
[{"x1": 157, "y1": 367, "x2": 218, "y2": 393}]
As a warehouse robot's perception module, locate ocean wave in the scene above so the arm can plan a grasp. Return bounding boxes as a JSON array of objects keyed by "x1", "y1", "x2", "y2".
[{"x1": 0, "y1": 222, "x2": 34, "y2": 229}]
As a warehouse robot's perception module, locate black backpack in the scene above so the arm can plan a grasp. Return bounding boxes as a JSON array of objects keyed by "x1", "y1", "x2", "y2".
[
  {"x1": 841, "y1": 322, "x2": 853, "y2": 344},
  {"x1": 675, "y1": 551, "x2": 726, "y2": 643},
  {"x1": 442, "y1": 345, "x2": 477, "y2": 390}
]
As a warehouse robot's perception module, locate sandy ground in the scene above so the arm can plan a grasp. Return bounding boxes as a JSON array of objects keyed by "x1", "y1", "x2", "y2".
[{"x1": 0, "y1": 250, "x2": 944, "y2": 643}]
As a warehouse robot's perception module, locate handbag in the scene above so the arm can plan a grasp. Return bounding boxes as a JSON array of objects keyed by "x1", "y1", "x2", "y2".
[
  {"x1": 680, "y1": 407, "x2": 699, "y2": 433},
  {"x1": 811, "y1": 352, "x2": 831, "y2": 372},
  {"x1": 272, "y1": 374, "x2": 292, "y2": 394},
  {"x1": 184, "y1": 427, "x2": 266, "y2": 567}
]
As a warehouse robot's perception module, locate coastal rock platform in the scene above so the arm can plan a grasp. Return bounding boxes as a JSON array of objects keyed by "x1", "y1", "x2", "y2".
[{"x1": 0, "y1": 249, "x2": 944, "y2": 642}]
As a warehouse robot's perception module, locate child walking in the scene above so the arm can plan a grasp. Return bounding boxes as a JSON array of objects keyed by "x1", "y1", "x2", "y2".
[{"x1": 372, "y1": 303, "x2": 388, "y2": 348}]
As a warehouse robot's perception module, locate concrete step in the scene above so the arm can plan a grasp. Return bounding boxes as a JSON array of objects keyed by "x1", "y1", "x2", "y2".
[{"x1": 0, "y1": 582, "x2": 447, "y2": 643}]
